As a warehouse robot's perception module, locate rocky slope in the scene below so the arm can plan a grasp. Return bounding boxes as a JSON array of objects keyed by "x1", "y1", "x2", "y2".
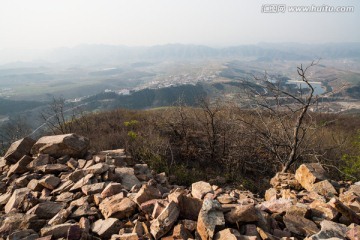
[{"x1": 0, "y1": 133, "x2": 359, "y2": 240}]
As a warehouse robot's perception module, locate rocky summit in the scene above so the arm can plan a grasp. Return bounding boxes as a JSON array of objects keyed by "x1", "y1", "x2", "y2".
[{"x1": 0, "y1": 133, "x2": 359, "y2": 240}]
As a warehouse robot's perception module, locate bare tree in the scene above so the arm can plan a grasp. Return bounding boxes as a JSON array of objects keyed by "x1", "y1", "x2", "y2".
[
  {"x1": 0, "y1": 115, "x2": 32, "y2": 144},
  {"x1": 241, "y1": 61, "x2": 320, "y2": 172},
  {"x1": 40, "y1": 97, "x2": 78, "y2": 134}
]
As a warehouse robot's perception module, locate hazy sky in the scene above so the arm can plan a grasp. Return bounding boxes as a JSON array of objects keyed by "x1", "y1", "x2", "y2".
[{"x1": 0, "y1": 0, "x2": 359, "y2": 51}]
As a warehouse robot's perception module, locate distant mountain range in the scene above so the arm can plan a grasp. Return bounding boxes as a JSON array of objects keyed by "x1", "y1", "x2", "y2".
[{"x1": 1, "y1": 43, "x2": 360, "y2": 67}]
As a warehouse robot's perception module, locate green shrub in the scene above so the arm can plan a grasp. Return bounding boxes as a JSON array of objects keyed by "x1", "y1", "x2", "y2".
[
  {"x1": 341, "y1": 131, "x2": 360, "y2": 181},
  {"x1": 170, "y1": 164, "x2": 205, "y2": 186},
  {"x1": 341, "y1": 154, "x2": 360, "y2": 180}
]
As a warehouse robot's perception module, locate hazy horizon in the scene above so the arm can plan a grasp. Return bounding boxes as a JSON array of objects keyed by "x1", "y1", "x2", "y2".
[{"x1": 1, "y1": 0, "x2": 359, "y2": 63}]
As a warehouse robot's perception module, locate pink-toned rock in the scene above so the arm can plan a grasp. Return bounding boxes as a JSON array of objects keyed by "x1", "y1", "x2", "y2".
[
  {"x1": 81, "y1": 182, "x2": 106, "y2": 195},
  {"x1": 111, "y1": 233, "x2": 139, "y2": 240},
  {"x1": 217, "y1": 194, "x2": 237, "y2": 204},
  {"x1": 152, "y1": 200, "x2": 168, "y2": 219},
  {"x1": 295, "y1": 163, "x2": 327, "y2": 191},
  {"x1": 99, "y1": 196, "x2": 137, "y2": 219},
  {"x1": 67, "y1": 169, "x2": 85, "y2": 182},
  {"x1": 91, "y1": 218, "x2": 122, "y2": 239},
  {"x1": 26, "y1": 202, "x2": 64, "y2": 219},
  {"x1": 346, "y1": 223, "x2": 360, "y2": 240},
  {"x1": 150, "y1": 201, "x2": 180, "y2": 239},
  {"x1": 309, "y1": 200, "x2": 339, "y2": 220},
  {"x1": 7, "y1": 155, "x2": 33, "y2": 177},
  {"x1": 40, "y1": 223, "x2": 77, "y2": 238},
  {"x1": 309, "y1": 220, "x2": 347, "y2": 239},
  {"x1": 27, "y1": 179, "x2": 44, "y2": 191},
  {"x1": 5, "y1": 188, "x2": 30, "y2": 213},
  {"x1": 264, "y1": 188, "x2": 277, "y2": 201},
  {"x1": 133, "y1": 183, "x2": 162, "y2": 205},
  {"x1": 168, "y1": 189, "x2": 203, "y2": 220},
  {"x1": 225, "y1": 204, "x2": 259, "y2": 223},
  {"x1": 39, "y1": 175, "x2": 61, "y2": 190},
  {"x1": 101, "y1": 182, "x2": 124, "y2": 198},
  {"x1": 33, "y1": 164, "x2": 69, "y2": 174},
  {"x1": 86, "y1": 162, "x2": 109, "y2": 175},
  {"x1": 115, "y1": 167, "x2": 141, "y2": 190},
  {"x1": 69, "y1": 173, "x2": 94, "y2": 191},
  {"x1": 67, "y1": 158, "x2": 78, "y2": 170},
  {"x1": 191, "y1": 181, "x2": 213, "y2": 199},
  {"x1": 48, "y1": 208, "x2": 72, "y2": 225},
  {"x1": 172, "y1": 223, "x2": 193, "y2": 239},
  {"x1": 259, "y1": 198, "x2": 293, "y2": 214},
  {"x1": 311, "y1": 180, "x2": 337, "y2": 197},
  {"x1": 214, "y1": 228, "x2": 241, "y2": 240},
  {"x1": 4, "y1": 137, "x2": 35, "y2": 164},
  {"x1": 283, "y1": 213, "x2": 319, "y2": 237},
  {"x1": 197, "y1": 199, "x2": 225, "y2": 240}
]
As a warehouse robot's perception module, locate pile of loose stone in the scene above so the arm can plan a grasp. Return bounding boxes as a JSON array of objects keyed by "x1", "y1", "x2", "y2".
[{"x1": 0, "y1": 133, "x2": 359, "y2": 240}]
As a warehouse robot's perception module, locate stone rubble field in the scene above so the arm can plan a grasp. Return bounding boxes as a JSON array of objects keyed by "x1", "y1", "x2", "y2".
[{"x1": 0, "y1": 133, "x2": 359, "y2": 240}]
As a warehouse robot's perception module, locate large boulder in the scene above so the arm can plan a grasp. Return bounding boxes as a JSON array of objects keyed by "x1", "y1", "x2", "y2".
[
  {"x1": 31, "y1": 134, "x2": 89, "y2": 158},
  {"x1": 115, "y1": 167, "x2": 141, "y2": 190},
  {"x1": 40, "y1": 223, "x2": 78, "y2": 238},
  {"x1": 4, "y1": 137, "x2": 36, "y2": 164},
  {"x1": 27, "y1": 202, "x2": 64, "y2": 219},
  {"x1": 225, "y1": 204, "x2": 259, "y2": 224},
  {"x1": 133, "y1": 182, "x2": 162, "y2": 205},
  {"x1": 191, "y1": 181, "x2": 213, "y2": 199},
  {"x1": 214, "y1": 228, "x2": 241, "y2": 240},
  {"x1": 197, "y1": 199, "x2": 225, "y2": 240},
  {"x1": 283, "y1": 212, "x2": 319, "y2": 237},
  {"x1": 99, "y1": 195, "x2": 137, "y2": 219},
  {"x1": 309, "y1": 220, "x2": 347, "y2": 240},
  {"x1": 7, "y1": 155, "x2": 33, "y2": 177},
  {"x1": 5, "y1": 188, "x2": 31, "y2": 213},
  {"x1": 150, "y1": 201, "x2": 180, "y2": 239},
  {"x1": 295, "y1": 163, "x2": 327, "y2": 191},
  {"x1": 91, "y1": 218, "x2": 122, "y2": 239}
]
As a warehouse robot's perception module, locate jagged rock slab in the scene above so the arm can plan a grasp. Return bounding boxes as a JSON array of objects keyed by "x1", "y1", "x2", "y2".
[
  {"x1": 70, "y1": 173, "x2": 94, "y2": 192},
  {"x1": 225, "y1": 204, "x2": 259, "y2": 223},
  {"x1": 5, "y1": 188, "x2": 30, "y2": 213},
  {"x1": 39, "y1": 175, "x2": 61, "y2": 190},
  {"x1": 311, "y1": 180, "x2": 337, "y2": 197},
  {"x1": 40, "y1": 223, "x2": 78, "y2": 238},
  {"x1": 27, "y1": 201, "x2": 64, "y2": 219},
  {"x1": 7, "y1": 155, "x2": 33, "y2": 177},
  {"x1": 31, "y1": 133, "x2": 89, "y2": 158},
  {"x1": 283, "y1": 213, "x2": 319, "y2": 237},
  {"x1": 192, "y1": 181, "x2": 214, "y2": 199},
  {"x1": 133, "y1": 182, "x2": 162, "y2": 205},
  {"x1": 115, "y1": 167, "x2": 141, "y2": 190},
  {"x1": 101, "y1": 182, "x2": 123, "y2": 198},
  {"x1": 150, "y1": 201, "x2": 180, "y2": 239},
  {"x1": 33, "y1": 164, "x2": 69, "y2": 174},
  {"x1": 295, "y1": 163, "x2": 327, "y2": 191},
  {"x1": 99, "y1": 195, "x2": 137, "y2": 219},
  {"x1": 85, "y1": 162, "x2": 109, "y2": 175},
  {"x1": 81, "y1": 182, "x2": 106, "y2": 195},
  {"x1": 7, "y1": 229, "x2": 39, "y2": 240},
  {"x1": 91, "y1": 218, "x2": 122, "y2": 239},
  {"x1": 309, "y1": 220, "x2": 347, "y2": 239},
  {"x1": 197, "y1": 199, "x2": 225, "y2": 240},
  {"x1": 4, "y1": 137, "x2": 36, "y2": 164},
  {"x1": 309, "y1": 200, "x2": 339, "y2": 220}
]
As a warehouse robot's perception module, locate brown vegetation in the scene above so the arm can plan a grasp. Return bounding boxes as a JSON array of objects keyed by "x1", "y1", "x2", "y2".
[{"x1": 58, "y1": 103, "x2": 360, "y2": 192}]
